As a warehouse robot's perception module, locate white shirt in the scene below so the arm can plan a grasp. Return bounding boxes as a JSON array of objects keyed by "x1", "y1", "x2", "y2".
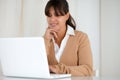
[{"x1": 53, "y1": 26, "x2": 75, "y2": 62}]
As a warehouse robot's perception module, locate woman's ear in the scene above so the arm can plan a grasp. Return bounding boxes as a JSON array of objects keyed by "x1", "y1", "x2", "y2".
[{"x1": 66, "y1": 12, "x2": 70, "y2": 20}]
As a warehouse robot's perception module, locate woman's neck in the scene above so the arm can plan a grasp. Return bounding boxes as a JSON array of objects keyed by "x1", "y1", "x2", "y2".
[{"x1": 55, "y1": 29, "x2": 67, "y2": 47}]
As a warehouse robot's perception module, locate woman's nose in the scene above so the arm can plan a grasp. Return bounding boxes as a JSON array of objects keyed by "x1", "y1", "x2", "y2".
[{"x1": 50, "y1": 16, "x2": 56, "y2": 21}]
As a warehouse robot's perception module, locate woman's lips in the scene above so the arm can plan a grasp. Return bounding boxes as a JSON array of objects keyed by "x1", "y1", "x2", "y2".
[{"x1": 49, "y1": 23, "x2": 58, "y2": 27}]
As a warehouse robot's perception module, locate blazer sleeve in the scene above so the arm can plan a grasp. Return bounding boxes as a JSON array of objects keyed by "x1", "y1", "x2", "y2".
[
  {"x1": 54, "y1": 33, "x2": 93, "y2": 76},
  {"x1": 44, "y1": 38, "x2": 58, "y2": 65}
]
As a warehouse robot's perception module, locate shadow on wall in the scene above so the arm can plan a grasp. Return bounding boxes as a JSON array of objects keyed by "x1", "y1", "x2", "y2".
[{"x1": 0, "y1": 63, "x2": 3, "y2": 76}]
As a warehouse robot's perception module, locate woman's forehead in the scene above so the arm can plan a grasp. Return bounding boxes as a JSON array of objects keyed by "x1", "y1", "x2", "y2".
[{"x1": 48, "y1": 7, "x2": 61, "y2": 14}]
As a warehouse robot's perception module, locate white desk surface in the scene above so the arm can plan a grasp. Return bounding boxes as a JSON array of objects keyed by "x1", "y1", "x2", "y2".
[{"x1": 0, "y1": 76, "x2": 120, "y2": 80}]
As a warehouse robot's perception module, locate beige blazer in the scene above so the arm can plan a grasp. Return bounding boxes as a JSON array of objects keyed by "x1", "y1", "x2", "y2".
[{"x1": 44, "y1": 30, "x2": 93, "y2": 76}]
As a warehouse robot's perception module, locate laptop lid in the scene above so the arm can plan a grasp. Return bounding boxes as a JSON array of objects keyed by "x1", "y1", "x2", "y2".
[{"x1": 0, "y1": 37, "x2": 51, "y2": 78}]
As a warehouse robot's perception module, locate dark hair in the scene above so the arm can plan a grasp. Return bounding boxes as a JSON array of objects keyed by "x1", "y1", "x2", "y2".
[{"x1": 45, "y1": 0, "x2": 76, "y2": 30}]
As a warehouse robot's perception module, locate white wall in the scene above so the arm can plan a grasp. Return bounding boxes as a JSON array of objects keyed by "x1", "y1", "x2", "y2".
[
  {"x1": 101, "y1": 0, "x2": 120, "y2": 76},
  {"x1": 22, "y1": 0, "x2": 48, "y2": 36},
  {"x1": 0, "y1": 0, "x2": 20, "y2": 37},
  {"x1": 0, "y1": 0, "x2": 48, "y2": 37}
]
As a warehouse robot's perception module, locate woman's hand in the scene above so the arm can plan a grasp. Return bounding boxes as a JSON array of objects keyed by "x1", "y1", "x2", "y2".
[
  {"x1": 49, "y1": 64, "x2": 69, "y2": 74},
  {"x1": 44, "y1": 27, "x2": 59, "y2": 41},
  {"x1": 49, "y1": 65, "x2": 59, "y2": 74}
]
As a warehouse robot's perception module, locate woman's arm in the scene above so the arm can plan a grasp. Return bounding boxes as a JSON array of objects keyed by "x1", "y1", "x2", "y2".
[{"x1": 44, "y1": 38, "x2": 58, "y2": 65}]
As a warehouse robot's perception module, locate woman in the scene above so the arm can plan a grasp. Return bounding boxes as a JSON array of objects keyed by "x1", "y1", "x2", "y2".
[{"x1": 44, "y1": 0, "x2": 93, "y2": 76}]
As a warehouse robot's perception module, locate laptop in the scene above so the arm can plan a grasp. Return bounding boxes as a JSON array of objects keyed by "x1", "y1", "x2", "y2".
[
  {"x1": 2, "y1": 76, "x2": 71, "y2": 80},
  {"x1": 0, "y1": 37, "x2": 71, "y2": 79}
]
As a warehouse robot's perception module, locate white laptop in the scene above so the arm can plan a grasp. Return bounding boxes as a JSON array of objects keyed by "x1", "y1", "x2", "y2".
[
  {"x1": 2, "y1": 76, "x2": 71, "y2": 80},
  {"x1": 0, "y1": 37, "x2": 71, "y2": 79}
]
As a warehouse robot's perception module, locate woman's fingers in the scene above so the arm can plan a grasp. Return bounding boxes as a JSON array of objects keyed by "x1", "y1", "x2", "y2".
[
  {"x1": 44, "y1": 29, "x2": 53, "y2": 40},
  {"x1": 44, "y1": 27, "x2": 59, "y2": 41},
  {"x1": 51, "y1": 31, "x2": 59, "y2": 41},
  {"x1": 49, "y1": 65, "x2": 58, "y2": 74}
]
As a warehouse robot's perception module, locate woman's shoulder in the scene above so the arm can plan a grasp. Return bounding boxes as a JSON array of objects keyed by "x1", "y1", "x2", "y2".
[
  {"x1": 74, "y1": 30, "x2": 88, "y2": 38},
  {"x1": 73, "y1": 30, "x2": 90, "y2": 44}
]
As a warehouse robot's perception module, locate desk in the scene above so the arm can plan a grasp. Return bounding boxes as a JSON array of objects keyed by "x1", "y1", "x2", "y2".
[{"x1": 0, "y1": 76, "x2": 120, "y2": 80}]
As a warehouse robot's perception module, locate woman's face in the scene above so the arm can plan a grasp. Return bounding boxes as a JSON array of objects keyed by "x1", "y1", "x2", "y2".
[{"x1": 46, "y1": 7, "x2": 69, "y2": 34}]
